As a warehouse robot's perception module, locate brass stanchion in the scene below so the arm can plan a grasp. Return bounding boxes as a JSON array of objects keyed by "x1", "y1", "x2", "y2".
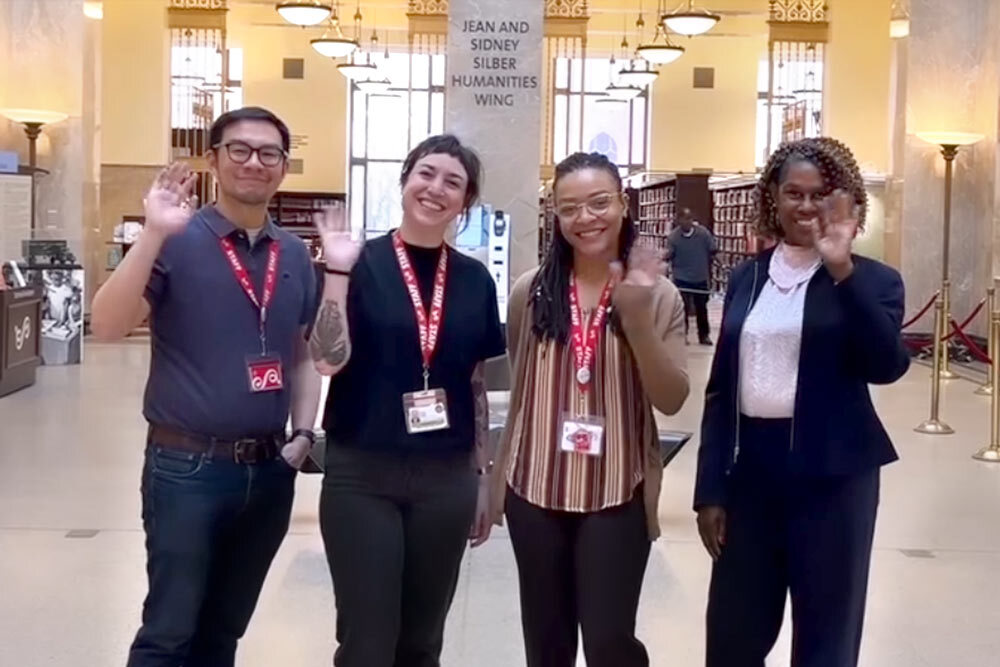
[
  {"x1": 939, "y1": 280, "x2": 958, "y2": 380},
  {"x1": 974, "y1": 312, "x2": 1000, "y2": 461},
  {"x1": 975, "y1": 287, "x2": 995, "y2": 395},
  {"x1": 916, "y1": 296, "x2": 955, "y2": 434}
]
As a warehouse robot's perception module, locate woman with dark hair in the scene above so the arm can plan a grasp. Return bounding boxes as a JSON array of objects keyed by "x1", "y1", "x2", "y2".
[
  {"x1": 695, "y1": 137, "x2": 910, "y2": 667},
  {"x1": 488, "y1": 152, "x2": 690, "y2": 667},
  {"x1": 312, "y1": 134, "x2": 506, "y2": 667}
]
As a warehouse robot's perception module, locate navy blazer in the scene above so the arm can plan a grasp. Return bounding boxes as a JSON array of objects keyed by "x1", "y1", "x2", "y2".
[{"x1": 694, "y1": 248, "x2": 910, "y2": 510}]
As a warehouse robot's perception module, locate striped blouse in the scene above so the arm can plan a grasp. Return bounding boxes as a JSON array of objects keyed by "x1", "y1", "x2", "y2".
[{"x1": 505, "y1": 312, "x2": 650, "y2": 513}]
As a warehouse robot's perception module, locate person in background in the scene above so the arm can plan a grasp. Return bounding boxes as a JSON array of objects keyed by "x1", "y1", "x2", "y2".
[
  {"x1": 92, "y1": 106, "x2": 324, "y2": 667},
  {"x1": 694, "y1": 137, "x2": 909, "y2": 667},
  {"x1": 314, "y1": 134, "x2": 506, "y2": 667},
  {"x1": 490, "y1": 152, "x2": 689, "y2": 667},
  {"x1": 667, "y1": 207, "x2": 717, "y2": 345}
]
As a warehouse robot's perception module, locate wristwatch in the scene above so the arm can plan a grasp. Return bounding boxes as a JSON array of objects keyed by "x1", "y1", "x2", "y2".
[{"x1": 291, "y1": 428, "x2": 316, "y2": 445}]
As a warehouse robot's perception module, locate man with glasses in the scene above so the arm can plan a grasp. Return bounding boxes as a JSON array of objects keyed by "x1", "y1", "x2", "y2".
[{"x1": 92, "y1": 107, "x2": 322, "y2": 666}]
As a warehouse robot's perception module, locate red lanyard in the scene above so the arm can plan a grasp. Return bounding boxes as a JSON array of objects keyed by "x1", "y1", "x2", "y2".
[
  {"x1": 392, "y1": 231, "x2": 448, "y2": 388},
  {"x1": 219, "y1": 236, "x2": 281, "y2": 354},
  {"x1": 569, "y1": 275, "x2": 614, "y2": 391}
]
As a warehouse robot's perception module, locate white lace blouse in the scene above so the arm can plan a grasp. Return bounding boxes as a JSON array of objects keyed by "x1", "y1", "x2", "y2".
[{"x1": 739, "y1": 243, "x2": 822, "y2": 418}]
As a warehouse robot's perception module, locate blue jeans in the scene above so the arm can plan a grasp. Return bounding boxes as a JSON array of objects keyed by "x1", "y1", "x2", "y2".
[{"x1": 127, "y1": 444, "x2": 296, "y2": 667}]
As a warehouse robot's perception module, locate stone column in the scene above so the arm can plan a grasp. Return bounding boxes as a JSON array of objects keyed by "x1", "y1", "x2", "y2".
[
  {"x1": 893, "y1": 0, "x2": 1000, "y2": 336},
  {"x1": 0, "y1": 0, "x2": 101, "y2": 302},
  {"x1": 446, "y1": 0, "x2": 544, "y2": 283}
]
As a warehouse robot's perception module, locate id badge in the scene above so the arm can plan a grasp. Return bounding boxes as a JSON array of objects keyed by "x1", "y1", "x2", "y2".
[
  {"x1": 560, "y1": 414, "x2": 605, "y2": 457},
  {"x1": 403, "y1": 388, "x2": 450, "y2": 434},
  {"x1": 246, "y1": 354, "x2": 284, "y2": 393}
]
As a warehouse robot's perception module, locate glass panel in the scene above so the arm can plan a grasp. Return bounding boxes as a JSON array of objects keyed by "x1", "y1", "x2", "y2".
[
  {"x1": 631, "y1": 95, "x2": 647, "y2": 166},
  {"x1": 570, "y1": 57, "x2": 583, "y2": 93},
  {"x1": 366, "y1": 161, "x2": 404, "y2": 232},
  {"x1": 382, "y1": 52, "x2": 410, "y2": 89},
  {"x1": 411, "y1": 53, "x2": 430, "y2": 89},
  {"x1": 582, "y1": 95, "x2": 628, "y2": 166},
  {"x1": 554, "y1": 94, "x2": 568, "y2": 162},
  {"x1": 585, "y1": 58, "x2": 610, "y2": 94},
  {"x1": 432, "y1": 54, "x2": 446, "y2": 87},
  {"x1": 568, "y1": 94, "x2": 582, "y2": 153},
  {"x1": 367, "y1": 94, "x2": 408, "y2": 160},
  {"x1": 410, "y1": 90, "x2": 430, "y2": 148},
  {"x1": 350, "y1": 164, "x2": 365, "y2": 235},
  {"x1": 228, "y1": 47, "x2": 243, "y2": 82},
  {"x1": 431, "y1": 92, "x2": 444, "y2": 135},
  {"x1": 352, "y1": 89, "x2": 368, "y2": 159},
  {"x1": 555, "y1": 57, "x2": 569, "y2": 89}
]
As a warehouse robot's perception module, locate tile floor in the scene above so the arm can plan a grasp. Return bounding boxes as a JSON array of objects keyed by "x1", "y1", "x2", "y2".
[{"x1": 1, "y1": 333, "x2": 999, "y2": 666}]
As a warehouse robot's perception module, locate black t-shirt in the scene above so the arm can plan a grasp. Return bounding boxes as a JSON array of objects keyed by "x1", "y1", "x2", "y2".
[{"x1": 323, "y1": 234, "x2": 506, "y2": 455}]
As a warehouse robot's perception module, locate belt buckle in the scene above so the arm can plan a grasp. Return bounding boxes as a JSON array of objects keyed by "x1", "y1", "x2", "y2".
[{"x1": 232, "y1": 439, "x2": 261, "y2": 464}]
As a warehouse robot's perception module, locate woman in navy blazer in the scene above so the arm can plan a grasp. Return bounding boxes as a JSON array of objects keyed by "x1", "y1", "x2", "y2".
[{"x1": 694, "y1": 137, "x2": 909, "y2": 667}]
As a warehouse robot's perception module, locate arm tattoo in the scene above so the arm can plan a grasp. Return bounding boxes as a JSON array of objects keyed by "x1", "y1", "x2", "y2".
[
  {"x1": 309, "y1": 299, "x2": 348, "y2": 367},
  {"x1": 472, "y1": 363, "x2": 489, "y2": 464}
]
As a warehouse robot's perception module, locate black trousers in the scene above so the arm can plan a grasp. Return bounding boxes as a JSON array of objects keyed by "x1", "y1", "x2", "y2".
[
  {"x1": 505, "y1": 487, "x2": 651, "y2": 667},
  {"x1": 706, "y1": 418, "x2": 880, "y2": 667},
  {"x1": 674, "y1": 279, "x2": 711, "y2": 340},
  {"x1": 320, "y1": 445, "x2": 478, "y2": 667}
]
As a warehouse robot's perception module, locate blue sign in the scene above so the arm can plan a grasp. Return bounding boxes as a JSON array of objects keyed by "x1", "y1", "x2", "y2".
[{"x1": 0, "y1": 150, "x2": 18, "y2": 173}]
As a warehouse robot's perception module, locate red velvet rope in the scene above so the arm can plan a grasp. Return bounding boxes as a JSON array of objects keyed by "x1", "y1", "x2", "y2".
[
  {"x1": 901, "y1": 292, "x2": 939, "y2": 331},
  {"x1": 949, "y1": 318, "x2": 992, "y2": 364},
  {"x1": 941, "y1": 298, "x2": 986, "y2": 342}
]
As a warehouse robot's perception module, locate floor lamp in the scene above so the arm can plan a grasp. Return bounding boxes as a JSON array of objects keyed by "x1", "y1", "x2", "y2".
[{"x1": 914, "y1": 131, "x2": 983, "y2": 434}]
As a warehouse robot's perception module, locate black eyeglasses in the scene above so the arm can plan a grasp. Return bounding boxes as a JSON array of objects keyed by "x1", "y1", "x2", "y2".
[{"x1": 215, "y1": 141, "x2": 287, "y2": 167}]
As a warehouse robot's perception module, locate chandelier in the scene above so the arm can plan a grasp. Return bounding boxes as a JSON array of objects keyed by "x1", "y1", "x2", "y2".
[
  {"x1": 662, "y1": 0, "x2": 721, "y2": 37},
  {"x1": 618, "y1": 9, "x2": 659, "y2": 87},
  {"x1": 336, "y1": 3, "x2": 377, "y2": 80},
  {"x1": 275, "y1": 1, "x2": 332, "y2": 27},
  {"x1": 311, "y1": 2, "x2": 357, "y2": 58}
]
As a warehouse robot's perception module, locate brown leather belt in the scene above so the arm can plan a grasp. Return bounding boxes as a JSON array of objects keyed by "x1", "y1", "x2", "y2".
[{"x1": 148, "y1": 424, "x2": 284, "y2": 464}]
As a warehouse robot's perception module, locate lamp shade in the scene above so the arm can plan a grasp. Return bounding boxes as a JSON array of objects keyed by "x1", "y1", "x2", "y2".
[
  {"x1": 662, "y1": 8, "x2": 720, "y2": 36},
  {"x1": 916, "y1": 132, "x2": 985, "y2": 147},
  {"x1": 635, "y1": 43, "x2": 685, "y2": 64},
  {"x1": 356, "y1": 78, "x2": 392, "y2": 94},
  {"x1": 0, "y1": 109, "x2": 69, "y2": 125},
  {"x1": 605, "y1": 83, "x2": 643, "y2": 101},
  {"x1": 275, "y1": 1, "x2": 331, "y2": 26},
  {"x1": 311, "y1": 35, "x2": 358, "y2": 58},
  {"x1": 890, "y1": 17, "x2": 909, "y2": 38},
  {"x1": 337, "y1": 61, "x2": 378, "y2": 80},
  {"x1": 618, "y1": 67, "x2": 659, "y2": 87}
]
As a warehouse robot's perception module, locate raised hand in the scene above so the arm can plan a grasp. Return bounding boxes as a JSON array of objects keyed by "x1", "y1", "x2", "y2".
[
  {"x1": 315, "y1": 203, "x2": 362, "y2": 272},
  {"x1": 611, "y1": 244, "x2": 667, "y2": 289},
  {"x1": 143, "y1": 162, "x2": 198, "y2": 238},
  {"x1": 811, "y1": 189, "x2": 858, "y2": 282}
]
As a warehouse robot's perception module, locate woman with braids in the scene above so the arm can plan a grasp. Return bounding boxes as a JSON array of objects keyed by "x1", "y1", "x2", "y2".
[
  {"x1": 488, "y1": 152, "x2": 689, "y2": 667},
  {"x1": 315, "y1": 134, "x2": 506, "y2": 667},
  {"x1": 694, "y1": 137, "x2": 910, "y2": 667}
]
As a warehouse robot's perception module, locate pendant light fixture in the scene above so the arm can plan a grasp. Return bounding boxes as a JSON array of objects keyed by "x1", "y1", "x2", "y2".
[
  {"x1": 637, "y1": 1, "x2": 685, "y2": 64},
  {"x1": 337, "y1": 2, "x2": 377, "y2": 80},
  {"x1": 619, "y1": 8, "x2": 659, "y2": 88},
  {"x1": 276, "y1": 1, "x2": 331, "y2": 27},
  {"x1": 890, "y1": 0, "x2": 910, "y2": 38},
  {"x1": 662, "y1": 0, "x2": 721, "y2": 37},
  {"x1": 311, "y1": 2, "x2": 358, "y2": 59}
]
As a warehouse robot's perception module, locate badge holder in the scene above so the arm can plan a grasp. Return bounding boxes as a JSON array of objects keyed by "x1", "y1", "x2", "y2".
[
  {"x1": 402, "y1": 367, "x2": 450, "y2": 434},
  {"x1": 559, "y1": 387, "x2": 604, "y2": 457},
  {"x1": 246, "y1": 321, "x2": 283, "y2": 393}
]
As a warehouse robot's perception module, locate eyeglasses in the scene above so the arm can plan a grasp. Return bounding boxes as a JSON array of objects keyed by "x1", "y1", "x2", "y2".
[
  {"x1": 555, "y1": 193, "x2": 619, "y2": 221},
  {"x1": 215, "y1": 141, "x2": 287, "y2": 167}
]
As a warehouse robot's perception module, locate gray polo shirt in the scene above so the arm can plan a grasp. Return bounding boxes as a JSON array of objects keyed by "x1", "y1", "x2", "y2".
[
  {"x1": 668, "y1": 225, "x2": 717, "y2": 284},
  {"x1": 143, "y1": 205, "x2": 317, "y2": 439}
]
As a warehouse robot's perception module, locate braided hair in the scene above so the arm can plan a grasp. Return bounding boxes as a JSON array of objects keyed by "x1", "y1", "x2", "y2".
[
  {"x1": 755, "y1": 137, "x2": 867, "y2": 239},
  {"x1": 530, "y1": 152, "x2": 636, "y2": 343}
]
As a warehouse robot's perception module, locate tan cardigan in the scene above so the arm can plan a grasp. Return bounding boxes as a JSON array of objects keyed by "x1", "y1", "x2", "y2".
[{"x1": 489, "y1": 268, "x2": 690, "y2": 539}]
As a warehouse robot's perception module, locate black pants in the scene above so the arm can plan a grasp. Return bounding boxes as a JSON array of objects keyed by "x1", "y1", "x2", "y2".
[
  {"x1": 706, "y1": 418, "x2": 880, "y2": 667},
  {"x1": 673, "y1": 279, "x2": 711, "y2": 341},
  {"x1": 505, "y1": 487, "x2": 651, "y2": 667},
  {"x1": 127, "y1": 445, "x2": 296, "y2": 667},
  {"x1": 320, "y1": 445, "x2": 478, "y2": 667}
]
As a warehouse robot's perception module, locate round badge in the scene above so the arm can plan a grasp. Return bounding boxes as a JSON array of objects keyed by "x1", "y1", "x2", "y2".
[{"x1": 576, "y1": 367, "x2": 591, "y2": 384}]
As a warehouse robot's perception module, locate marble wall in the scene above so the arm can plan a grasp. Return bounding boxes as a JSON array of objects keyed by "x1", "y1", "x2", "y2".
[
  {"x1": 895, "y1": 0, "x2": 1000, "y2": 336},
  {"x1": 445, "y1": 0, "x2": 544, "y2": 283}
]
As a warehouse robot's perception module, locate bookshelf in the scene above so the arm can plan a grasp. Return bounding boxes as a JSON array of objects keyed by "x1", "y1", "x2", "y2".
[
  {"x1": 538, "y1": 191, "x2": 555, "y2": 262},
  {"x1": 630, "y1": 173, "x2": 713, "y2": 274},
  {"x1": 267, "y1": 190, "x2": 345, "y2": 260},
  {"x1": 710, "y1": 178, "x2": 761, "y2": 294}
]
